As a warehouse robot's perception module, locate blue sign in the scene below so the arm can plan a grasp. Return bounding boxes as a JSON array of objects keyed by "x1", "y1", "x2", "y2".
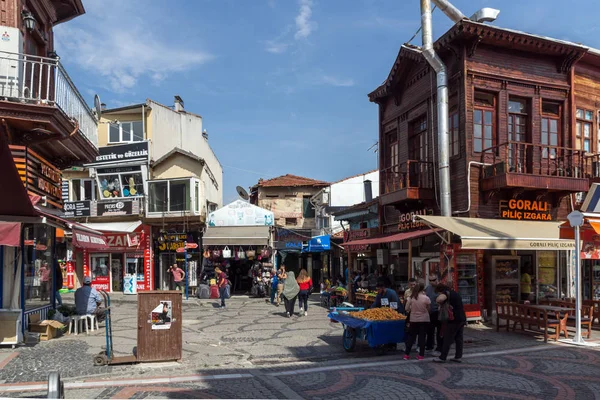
[{"x1": 304, "y1": 235, "x2": 331, "y2": 252}]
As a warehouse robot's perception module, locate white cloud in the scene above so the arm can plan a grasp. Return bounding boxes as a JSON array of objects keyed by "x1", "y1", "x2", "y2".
[
  {"x1": 317, "y1": 75, "x2": 355, "y2": 87},
  {"x1": 265, "y1": 40, "x2": 289, "y2": 54},
  {"x1": 54, "y1": 3, "x2": 213, "y2": 93},
  {"x1": 295, "y1": 0, "x2": 316, "y2": 40}
]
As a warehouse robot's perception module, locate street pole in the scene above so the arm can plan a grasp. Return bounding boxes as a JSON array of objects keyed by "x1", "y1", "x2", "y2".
[
  {"x1": 184, "y1": 241, "x2": 189, "y2": 301},
  {"x1": 574, "y1": 225, "x2": 582, "y2": 343},
  {"x1": 568, "y1": 211, "x2": 584, "y2": 344}
]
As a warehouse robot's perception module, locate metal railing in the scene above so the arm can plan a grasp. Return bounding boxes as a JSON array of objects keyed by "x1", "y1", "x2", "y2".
[
  {"x1": 481, "y1": 141, "x2": 586, "y2": 178},
  {"x1": 0, "y1": 51, "x2": 97, "y2": 147},
  {"x1": 382, "y1": 160, "x2": 434, "y2": 194}
]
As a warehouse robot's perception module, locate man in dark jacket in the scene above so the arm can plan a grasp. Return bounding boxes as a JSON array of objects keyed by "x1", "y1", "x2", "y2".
[{"x1": 432, "y1": 284, "x2": 466, "y2": 363}]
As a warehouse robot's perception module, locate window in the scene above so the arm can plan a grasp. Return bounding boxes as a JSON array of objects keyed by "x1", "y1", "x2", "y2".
[
  {"x1": 148, "y1": 179, "x2": 199, "y2": 214},
  {"x1": 265, "y1": 194, "x2": 279, "y2": 198},
  {"x1": 285, "y1": 218, "x2": 297, "y2": 225},
  {"x1": 449, "y1": 112, "x2": 459, "y2": 157},
  {"x1": 473, "y1": 91, "x2": 495, "y2": 153},
  {"x1": 108, "y1": 121, "x2": 144, "y2": 143},
  {"x1": 71, "y1": 179, "x2": 96, "y2": 201},
  {"x1": 97, "y1": 166, "x2": 145, "y2": 199},
  {"x1": 576, "y1": 108, "x2": 593, "y2": 152},
  {"x1": 541, "y1": 101, "x2": 560, "y2": 159},
  {"x1": 22, "y1": 224, "x2": 55, "y2": 310},
  {"x1": 303, "y1": 196, "x2": 315, "y2": 218},
  {"x1": 508, "y1": 98, "x2": 528, "y2": 171},
  {"x1": 409, "y1": 116, "x2": 428, "y2": 160}
]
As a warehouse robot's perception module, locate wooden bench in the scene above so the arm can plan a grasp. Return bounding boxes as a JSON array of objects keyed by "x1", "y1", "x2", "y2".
[
  {"x1": 496, "y1": 302, "x2": 568, "y2": 342},
  {"x1": 540, "y1": 299, "x2": 594, "y2": 338}
]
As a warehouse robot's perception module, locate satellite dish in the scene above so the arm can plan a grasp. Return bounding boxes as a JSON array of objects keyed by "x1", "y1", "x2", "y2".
[
  {"x1": 236, "y1": 186, "x2": 249, "y2": 201},
  {"x1": 94, "y1": 94, "x2": 102, "y2": 120}
]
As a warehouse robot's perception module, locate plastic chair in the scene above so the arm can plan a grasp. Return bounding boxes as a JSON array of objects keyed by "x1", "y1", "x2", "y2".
[{"x1": 69, "y1": 314, "x2": 97, "y2": 335}]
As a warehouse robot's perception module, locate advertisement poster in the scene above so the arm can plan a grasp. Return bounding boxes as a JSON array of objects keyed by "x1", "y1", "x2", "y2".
[{"x1": 150, "y1": 301, "x2": 172, "y2": 330}]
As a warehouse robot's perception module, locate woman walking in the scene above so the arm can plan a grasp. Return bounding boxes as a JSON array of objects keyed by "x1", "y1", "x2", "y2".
[
  {"x1": 276, "y1": 266, "x2": 287, "y2": 306},
  {"x1": 215, "y1": 267, "x2": 228, "y2": 308},
  {"x1": 282, "y1": 271, "x2": 299, "y2": 318},
  {"x1": 404, "y1": 282, "x2": 431, "y2": 360},
  {"x1": 433, "y1": 284, "x2": 466, "y2": 363},
  {"x1": 296, "y1": 269, "x2": 312, "y2": 316}
]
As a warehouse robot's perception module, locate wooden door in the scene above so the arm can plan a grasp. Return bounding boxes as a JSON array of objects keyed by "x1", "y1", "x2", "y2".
[{"x1": 137, "y1": 291, "x2": 182, "y2": 362}]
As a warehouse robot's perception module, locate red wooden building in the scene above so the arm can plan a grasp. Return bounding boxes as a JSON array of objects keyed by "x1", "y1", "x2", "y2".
[{"x1": 367, "y1": 17, "x2": 600, "y2": 317}]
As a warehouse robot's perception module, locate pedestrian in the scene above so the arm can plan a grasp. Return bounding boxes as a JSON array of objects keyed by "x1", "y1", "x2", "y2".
[
  {"x1": 296, "y1": 269, "x2": 312, "y2": 316},
  {"x1": 433, "y1": 284, "x2": 466, "y2": 363},
  {"x1": 425, "y1": 274, "x2": 442, "y2": 355},
  {"x1": 55, "y1": 261, "x2": 64, "y2": 307},
  {"x1": 404, "y1": 278, "x2": 417, "y2": 301},
  {"x1": 167, "y1": 263, "x2": 186, "y2": 292},
  {"x1": 270, "y1": 269, "x2": 278, "y2": 304},
  {"x1": 39, "y1": 261, "x2": 51, "y2": 302},
  {"x1": 403, "y1": 283, "x2": 431, "y2": 360},
  {"x1": 215, "y1": 267, "x2": 229, "y2": 308},
  {"x1": 282, "y1": 271, "x2": 300, "y2": 318},
  {"x1": 276, "y1": 265, "x2": 287, "y2": 306}
]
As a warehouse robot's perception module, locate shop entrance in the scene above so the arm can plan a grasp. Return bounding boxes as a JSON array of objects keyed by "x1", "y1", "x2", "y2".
[
  {"x1": 111, "y1": 253, "x2": 124, "y2": 292},
  {"x1": 160, "y1": 253, "x2": 176, "y2": 290},
  {"x1": 412, "y1": 257, "x2": 440, "y2": 282}
]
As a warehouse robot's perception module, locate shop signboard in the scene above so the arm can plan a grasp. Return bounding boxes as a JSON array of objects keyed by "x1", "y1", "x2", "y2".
[
  {"x1": 87, "y1": 142, "x2": 149, "y2": 166},
  {"x1": 11, "y1": 146, "x2": 63, "y2": 207},
  {"x1": 64, "y1": 201, "x2": 91, "y2": 218},
  {"x1": 398, "y1": 209, "x2": 434, "y2": 231},
  {"x1": 208, "y1": 200, "x2": 274, "y2": 227},
  {"x1": 274, "y1": 227, "x2": 307, "y2": 250},
  {"x1": 157, "y1": 232, "x2": 199, "y2": 253},
  {"x1": 499, "y1": 200, "x2": 553, "y2": 221},
  {"x1": 305, "y1": 235, "x2": 330, "y2": 252},
  {"x1": 96, "y1": 200, "x2": 135, "y2": 217}
]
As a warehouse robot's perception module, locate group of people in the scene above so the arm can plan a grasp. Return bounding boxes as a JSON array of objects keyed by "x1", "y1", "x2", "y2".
[
  {"x1": 402, "y1": 275, "x2": 465, "y2": 363},
  {"x1": 268, "y1": 265, "x2": 313, "y2": 317}
]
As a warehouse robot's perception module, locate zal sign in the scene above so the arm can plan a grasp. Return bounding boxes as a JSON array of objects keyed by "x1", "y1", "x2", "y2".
[{"x1": 106, "y1": 233, "x2": 140, "y2": 249}]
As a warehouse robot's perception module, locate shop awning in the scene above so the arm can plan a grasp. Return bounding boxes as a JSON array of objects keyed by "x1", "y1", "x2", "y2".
[
  {"x1": 36, "y1": 207, "x2": 108, "y2": 250},
  {"x1": 416, "y1": 215, "x2": 575, "y2": 250},
  {"x1": 0, "y1": 222, "x2": 21, "y2": 246},
  {"x1": 0, "y1": 131, "x2": 38, "y2": 220},
  {"x1": 81, "y1": 221, "x2": 142, "y2": 233},
  {"x1": 343, "y1": 228, "x2": 441, "y2": 246},
  {"x1": 203, "y1": 226, "x2": 270, "y2": 246}
]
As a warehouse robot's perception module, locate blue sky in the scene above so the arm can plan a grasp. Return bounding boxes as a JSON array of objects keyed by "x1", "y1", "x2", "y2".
[{"x1": 54, "y1": 0, "x2": 600, "y2": 204}]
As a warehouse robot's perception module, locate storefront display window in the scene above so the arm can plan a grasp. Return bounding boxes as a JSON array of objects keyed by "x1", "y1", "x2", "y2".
[
  {"x1": 23, "y1": 224, "x2": 55, "y2": 310},
  {"x1": 493, "y1": 256, "x2": 520, "y2": 303},
  {"x1": 97, "y1": 167, "x2": 145, "y2": 199},
  {"x1": 537, "y1": 251, "x2": 558, "y2": 300},
  {"x1": 91, "y1": 254, "x2": 110, "y2": 291},
  {"x1": 456, "y1": 253, "x2": 477, "y2": 305}
]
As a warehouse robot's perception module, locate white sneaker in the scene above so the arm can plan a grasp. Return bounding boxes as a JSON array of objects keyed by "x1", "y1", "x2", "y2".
[
  {"x1": 304, "y1": 311, "x2": 307, "y2": 317},
  {"x1": 286, "y1": 312, "x2": 290, "y2": 318},
  {"x1": 299, "y1": 307, "x2": 304, "y2": 313}
]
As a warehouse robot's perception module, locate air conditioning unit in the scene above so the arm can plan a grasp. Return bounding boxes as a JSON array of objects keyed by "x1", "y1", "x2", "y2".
[{"x1": 0, "y1": 27, "x2": 24, "y2": 99}]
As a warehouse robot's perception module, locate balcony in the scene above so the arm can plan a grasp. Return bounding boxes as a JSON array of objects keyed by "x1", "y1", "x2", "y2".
[
  {"x1": 0, "y1": 51, "x2": 98, "y2": 165},
  {"x1": 480, "y1": 142, "x2": 589, "y2": 193},
  {"x1": 380, "y1": 160, "x2": 435, "y2": 206},
  {"x1": 146, "y1": 178, "x2": 205, "y2": 222}
]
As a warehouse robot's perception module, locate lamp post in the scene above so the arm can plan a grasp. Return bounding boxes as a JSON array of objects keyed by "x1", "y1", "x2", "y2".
[
  {"x1": 184, "y1": 241, "x2": 189, "y2": 300},
  {"x1": 568, "y1": 210, "x2": 584, "y2": 344}
]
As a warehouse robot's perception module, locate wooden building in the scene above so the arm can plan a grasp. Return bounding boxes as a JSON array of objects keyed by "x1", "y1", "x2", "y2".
[{"x1": 368, "y1": 19, "x2": 600, "y2": 315}]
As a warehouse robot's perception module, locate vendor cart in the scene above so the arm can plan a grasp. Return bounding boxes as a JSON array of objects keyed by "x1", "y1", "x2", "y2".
[{"x1": 328, "y1": 311, "x2": 405, "y2": 354}]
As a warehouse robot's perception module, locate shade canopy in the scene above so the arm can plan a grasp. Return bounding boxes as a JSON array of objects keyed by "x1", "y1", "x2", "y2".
[
  {"x1": 416, "y1": 215, "x2": 574, "y2": 250},
  {"x1": 343, "y1": 228, "x2": 441, "y2": 246},
  {"x1": 203, "y1": 226, "x2": 270, "y2": 246},
  {"x1": 0, "y1": 222, "x2": 21, "y2": 246},
  {"x1": 81, "y1": 221, "x2": 142, "y2": 233}
]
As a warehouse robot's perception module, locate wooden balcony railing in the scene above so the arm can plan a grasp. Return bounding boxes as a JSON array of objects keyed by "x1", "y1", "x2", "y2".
[
  {"x1": 382, "y1": 160, "x2": 434, "y2": 195},
  {"x1": 481, "y1": 141, "x2": 586, "y2": 179}
]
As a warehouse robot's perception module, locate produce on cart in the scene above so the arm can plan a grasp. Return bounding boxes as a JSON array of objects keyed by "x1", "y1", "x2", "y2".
[{"x1": 328, "y1": 307, "x2": 406, "y2": 353}]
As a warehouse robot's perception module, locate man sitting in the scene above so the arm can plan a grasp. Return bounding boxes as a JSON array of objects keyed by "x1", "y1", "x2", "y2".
[{"x1": 75, "y1": 276, "x2": 105, "y2": 322}]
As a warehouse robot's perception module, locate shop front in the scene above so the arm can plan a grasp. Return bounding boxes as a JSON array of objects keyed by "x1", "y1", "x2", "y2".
[
  {"x1": 416, "y1": 214, "x2": 575, "y2": 318},
  {"x1": 203, "y1": 200, "x2": 274, "y2": 294},
  {"x1": 273, "y1": 227, "x2": 310, "y2": 275},
  {"x1": 155, "y1": 231, "x2": 200, "y2": 292},
  {"x1": 77, "y1": 222, "x2": 152, "y2": 293}
]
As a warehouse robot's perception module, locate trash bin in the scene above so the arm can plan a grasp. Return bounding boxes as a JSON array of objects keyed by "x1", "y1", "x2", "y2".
[{"x1": 137, "y1": 291, "x2": 182, "y2": 362}]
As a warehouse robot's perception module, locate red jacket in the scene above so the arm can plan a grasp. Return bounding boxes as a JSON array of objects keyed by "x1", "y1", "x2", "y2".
[{"x1": 298, "y1": 278, "x2": 312, "y2": 291}]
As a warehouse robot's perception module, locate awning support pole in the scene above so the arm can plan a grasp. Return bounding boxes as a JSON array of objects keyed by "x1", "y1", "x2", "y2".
[{"x1": 574, "y1": 225, "x2": 582, "y2": 343}]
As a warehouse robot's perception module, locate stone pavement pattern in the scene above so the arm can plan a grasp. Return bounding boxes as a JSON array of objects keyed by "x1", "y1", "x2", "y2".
[
  {"x1": 1, "y1": 346, "x2": 599, "y2": 399},
  {"x1": 0, "y1": 294, "x2": 555, "y2": 384}
]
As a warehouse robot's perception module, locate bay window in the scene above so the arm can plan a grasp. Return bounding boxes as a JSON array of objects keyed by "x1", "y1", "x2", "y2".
[
  {"x1": 109, "y1": 121, "x2": 144, "y2": 144},
  {"x1": 148, "y1": 178, "x2": 202, "y2": 215},
  {"x1": 97, "y1": 166, "x2": 145, "y2": 199}
]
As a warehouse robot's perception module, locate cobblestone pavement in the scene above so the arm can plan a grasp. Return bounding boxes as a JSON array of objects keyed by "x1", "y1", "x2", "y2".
[
  {"x1": 1, "y1": 345, "x2": 599, "y2": 399},
  {"x1": 0, "y1": 293, "x2": 598, "y2": 391}
]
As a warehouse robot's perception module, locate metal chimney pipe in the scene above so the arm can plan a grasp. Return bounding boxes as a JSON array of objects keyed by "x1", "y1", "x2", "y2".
[
  {"x1": 432, "y1": 0, "x2": 466, "y2": 23},
  {"x1": 420, "y1": 0, "x2": 454, "y2": 217},
  {"x1": 364, "y1": 180, "x2": 373, "y2": 202}
]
